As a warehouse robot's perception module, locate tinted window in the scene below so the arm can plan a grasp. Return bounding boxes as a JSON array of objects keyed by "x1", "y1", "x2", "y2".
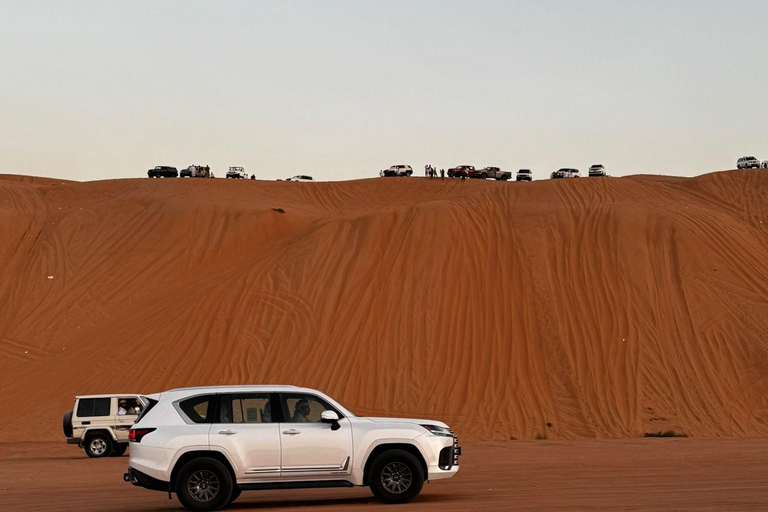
[
  {"x1": 76, "y1": 398, "x2": 111, "y2": 417},
  {"x1": 179, "y1": 395, "x2": 214, "y2": 423},
  {"x1": 280, "y1": 393, "x2": 340, "y2": 423},
  {"x1": 218, "y1": 393, "x2": 273, "y2": 423}
]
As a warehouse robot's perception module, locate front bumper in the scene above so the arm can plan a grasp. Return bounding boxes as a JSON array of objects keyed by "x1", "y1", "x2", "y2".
[{"x1": 416, "y1": 433, "x2": 462, "y2": 481}]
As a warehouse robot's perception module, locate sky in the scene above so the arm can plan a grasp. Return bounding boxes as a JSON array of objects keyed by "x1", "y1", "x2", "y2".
[{"x1": 0, "y1": 0, "x2": 766, "y2": 182}]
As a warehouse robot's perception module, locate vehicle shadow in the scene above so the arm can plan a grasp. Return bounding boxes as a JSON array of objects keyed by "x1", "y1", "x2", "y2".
[{"x1": 228, "y1": 493, "x2": 464, "y2": 510}]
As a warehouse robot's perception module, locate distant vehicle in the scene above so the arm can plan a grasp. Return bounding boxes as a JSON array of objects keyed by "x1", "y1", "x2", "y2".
[
  {"x1": 180, "y1": 165, "x2": 211, "y2": 178},
  {"x1": 762, "y1": 161, "x2": 768, "y2": 169},
  {"x1": 550, "y1": 168, "x2": 580, "y2": 179},
  {"x1": 737, "y1": 156, "x2": 761, "y2": 169},
  {"x1": 380, "y1": 165, "x2": 413, "y2": 177},
  {"x1": 474, "y1": 167, "x2": 511, "y2": 181},
  {"x1": 63, "y1": 394, "x2": 148, "y2": 458},
  {"x1": 147, "y1": 166, "x2": 178, "y2": 178},
  {"x1": 226, "y1": 167, "x2": 248, "y2": 179},
  {"x1": 447, "y1": 165, "x2": 474, "y2": 178},
  {"x1": 286, "y1": 175, "x2": 315, "y2": 182},
  {"x1": 516, "y1": 169, "x2": 532, "y2": 182},
  {"x1": 588, "y1": 164, "x2": 606, "y2": 177}
]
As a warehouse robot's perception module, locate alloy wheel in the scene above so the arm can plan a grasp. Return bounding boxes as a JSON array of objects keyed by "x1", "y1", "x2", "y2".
[
  {"x1": 188, "y1": 469, "x2": 220, "y2": 503},
  {"x1": 380, "y1": 461, "x2": 413, "y2": 494}
]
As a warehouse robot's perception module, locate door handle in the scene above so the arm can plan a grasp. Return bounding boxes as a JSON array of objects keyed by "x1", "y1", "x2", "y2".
[
  {"x1": 282, "y1": 429, "x2": 301, "y2": 435},
  {"x1": 82, "y1": 421, "x2": 90, "y2": 425},
  {"x1": 218, "y1": 429, "x2": 237, "y2": 435}
]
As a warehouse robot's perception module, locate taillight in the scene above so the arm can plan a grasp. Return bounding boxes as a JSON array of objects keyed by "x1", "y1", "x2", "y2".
[{"x1": 129, "y1": 428, "x2": 156, "y2": 443}]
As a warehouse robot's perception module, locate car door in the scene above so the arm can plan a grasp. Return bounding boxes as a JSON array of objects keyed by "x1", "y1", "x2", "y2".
[
  {"x1": 114, "y1": 396, "x2": 140, "y2": 442},
  {"x1": 209, "y1": 393, "x2": 282, "y2": 481},
  {"x1": 277, "y1": 392, "x2": 353, "y2": 479}
]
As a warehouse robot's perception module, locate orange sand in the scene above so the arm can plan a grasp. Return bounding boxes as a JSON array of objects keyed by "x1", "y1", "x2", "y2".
[{"x1": 1, "y1": 170, "x2": 767, "y2": 442}]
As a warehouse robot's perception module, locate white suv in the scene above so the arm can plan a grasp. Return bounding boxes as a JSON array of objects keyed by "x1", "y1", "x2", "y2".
[
  {"x1": 124, "y1": 385, "x2": 460, "y2": 511},
  {"x1": 63, "y1": 394, "x2": 147, "y2": 458},
  {"x1": 588, "y1": 164, "x2": 606, "y2": 177},
  {"x1": 380, "y1": 165, "x2": 413, "y2": 177},
  {"x1": 737, "y1": 156, "x2": 761, "y2": 169}
]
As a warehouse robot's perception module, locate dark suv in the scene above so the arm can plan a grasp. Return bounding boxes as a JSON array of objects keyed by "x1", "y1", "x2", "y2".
[
  {"x1": 147, "y1": 166, "x2": 178, "y2": 178},
  {"x1": 448, "y1": 165, "x2": 474, "y2": 178}
]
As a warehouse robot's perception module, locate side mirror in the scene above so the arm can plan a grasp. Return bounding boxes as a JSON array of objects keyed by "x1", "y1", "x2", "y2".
[{"x1": 321, "y1": 410, "x2": 341, "y2": 430}]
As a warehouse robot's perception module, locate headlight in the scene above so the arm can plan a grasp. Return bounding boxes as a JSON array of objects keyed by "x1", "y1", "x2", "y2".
[{"x1": 420, "y1": 424, "x2": 453, "y2": 437}]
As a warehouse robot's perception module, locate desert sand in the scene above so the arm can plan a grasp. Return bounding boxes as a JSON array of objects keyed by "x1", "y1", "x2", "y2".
[
  {"x1": 3, "y1": 439, "x2": 768, "y2": 511},
  {"x1": 1, "y1": 169, "x2": 768, "y2": 444}
]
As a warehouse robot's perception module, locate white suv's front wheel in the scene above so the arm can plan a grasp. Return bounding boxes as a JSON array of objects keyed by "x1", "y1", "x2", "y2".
[
  {"x1": 369, "y1": 450, "x2": 424, "y2": 504},
  {"x1": 176, "y1": 458, "x2": 233, "y2": 512}
]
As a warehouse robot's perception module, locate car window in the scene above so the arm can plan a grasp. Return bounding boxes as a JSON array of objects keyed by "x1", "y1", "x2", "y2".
[
  {"x1": 218, "y1": 393, "x2": 274, "y2": 423},
  {"x1": 178, "y1": 395, "x2": 214, "y2": 424},
  {"x1": 280, "y1": 393, "x2": 340, "y2": 423},
  {"x1": 117, "y1": 397, "x2": 143, "y2": 416},
  {"x1": 77, "y1": 398, "x2": 111, "y2": 417}
]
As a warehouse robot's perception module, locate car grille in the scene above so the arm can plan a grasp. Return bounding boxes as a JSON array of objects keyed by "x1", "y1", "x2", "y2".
[{"x1": 438, "y1": 432, "x2": 460, "y2": 470}]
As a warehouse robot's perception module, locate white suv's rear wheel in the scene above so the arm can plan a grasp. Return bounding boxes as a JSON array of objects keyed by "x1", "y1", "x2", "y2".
[
  {"x1": 369, "y1": 450, "x2": 424, "y2": 504},
  {"x1": 176, "y1": 457, "x2": 233, "y2": 512}
]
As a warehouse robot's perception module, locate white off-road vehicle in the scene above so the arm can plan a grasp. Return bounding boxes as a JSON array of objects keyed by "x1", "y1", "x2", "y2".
[
  {"x1": 761, "y1": 160, "x2": 768, "y2": 169},
  {"x1": 225, "y1": 167, "x2": 248, "y2": 179},
  {"x1": 124, "y1": 385, "x2": 460, "y2": 511},
  {"x1": 63, "y1": 394, "x2": 147, "y2": 458},
  {"x1": 588, "y1": 164, "x2": 606, "y2": 177},
  {"x1": 285, "y1": 175, "x2": 315, "y2": 182},
  {"x1": 737, "y1": 156, "x2": 761, "y2": 169},
  {"x1": 516, "y1": 169, "x2": 532, "y2": 182},
  {"x1": 380, "y1": 165, "x2": 413, "y2": 177},
  {"x1": 551, "y1": 168, "x2": 580, "y2": 179}
]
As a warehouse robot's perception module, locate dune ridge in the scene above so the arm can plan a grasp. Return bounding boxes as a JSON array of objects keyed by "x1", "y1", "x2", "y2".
[{"x1": 1, "y1": 170, "x2": 768, "y2": 441}]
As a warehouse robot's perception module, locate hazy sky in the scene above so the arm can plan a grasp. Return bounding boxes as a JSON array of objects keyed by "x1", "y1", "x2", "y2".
[{"x1": 1, "y1": 0, "x2": 766, "y2": 182}]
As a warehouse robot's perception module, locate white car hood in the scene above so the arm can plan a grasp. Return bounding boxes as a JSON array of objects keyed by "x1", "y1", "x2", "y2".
[{"x1": 364, "y1": 417, "x2": 450, "y2": 429}]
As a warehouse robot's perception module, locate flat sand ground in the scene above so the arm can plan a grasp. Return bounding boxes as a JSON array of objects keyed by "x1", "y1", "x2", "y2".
[{"x1": 2, "y1": 439, "x2": 767, "y2": 511}]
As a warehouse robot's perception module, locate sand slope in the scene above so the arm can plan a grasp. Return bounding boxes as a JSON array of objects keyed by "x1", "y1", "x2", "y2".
[{"x1": 1, "y1": 170, "x2": 767, "y2": 441}]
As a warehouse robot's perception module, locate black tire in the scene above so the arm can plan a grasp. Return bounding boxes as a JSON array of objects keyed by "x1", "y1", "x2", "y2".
[
  {"x1": 481, "y1": 173, "x2": 488, "y2": 179},
  {"x1": 369, "y1": 450, "x2": 424, "y2": 504},
  {"x1": 110, "y1": 444, "x2": 128, "y2": 457},
  {"x1": 227, "y1": 488, "x2": 242, "y2": 505},
  {"x1": 62, "y1": 411, "x2": 73, "y2": 438},
  {"x1": 84, "y1": 433, "x2": 113, "y2": 458},
  {"x1": 176, "y1": 457, "x2": 233, "y2": 512}
]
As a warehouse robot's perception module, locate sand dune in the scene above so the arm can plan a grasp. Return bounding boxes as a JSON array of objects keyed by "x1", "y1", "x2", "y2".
[{"x1": 1, "y1": 170, "x2": 768, "y2": 441}]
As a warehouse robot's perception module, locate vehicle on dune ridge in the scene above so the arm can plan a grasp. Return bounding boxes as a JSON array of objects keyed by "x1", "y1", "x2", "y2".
[
  {"x1": 125, "y1": 385, "x2": 460, "y2": 511},
  {"x1": 551, "y1": 168, "x2": 580, "y2": 179},
  {"x1": 380, "y1": 165, "x2": 413, "y2": 177},
  {"x1": 180, "y1": 165, "x2": 212, "y2": 178},
  {"x1": 516, "y1": 169, "x2": 532, "y2": 181},
  {"x1": 447, "y1": 165, "x2": 474, "y2": 178},
  {"x1": 737, "y1": 156, "x2": 761, "y2": 169},
  {"x1": 226, "y1": 167, "x2": 248, "y2": 179},
  {"x1": 473, "y1": 167, "x2": 511, "y2": 180},
  {"x1": 147, "y1": 166, "x2": 178, "y2": 178},
  {"x1": 588, "y1": 164, "x2": 606, "y2": 177}
]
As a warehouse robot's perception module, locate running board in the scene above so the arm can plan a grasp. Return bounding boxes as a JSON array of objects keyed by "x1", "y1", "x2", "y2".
[{"x1": 237, "y1": 480, "x2": 355, "y2": 491}]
